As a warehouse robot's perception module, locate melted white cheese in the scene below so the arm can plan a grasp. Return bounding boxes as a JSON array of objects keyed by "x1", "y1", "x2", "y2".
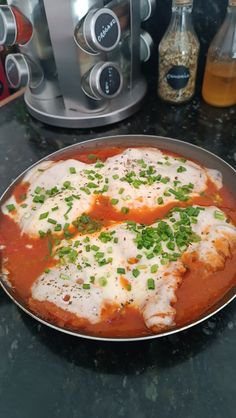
[
  {"x1": 102, "y1": 148, "x2": 209, "y2": 210},
  {"x1": 1, "y1": 148, "x2": 223, "y2": 237},
  {"x1": 31, "y1": 206, "x2": 236, "y2": 331}
]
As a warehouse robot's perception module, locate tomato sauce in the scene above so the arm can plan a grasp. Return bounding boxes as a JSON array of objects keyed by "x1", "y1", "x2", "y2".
[
  {"x1": 13, "y1": 182, "x2": 30, "y2": 204},
  {"x1": 87, "y1": 179, "x2": 222, "y2": 226},
  {"x1": 0, "y1": 146, "x2": 236, "y2": 338},
  {"x1": 0, "y1": 214, "x2": 56, "y2": 300}
]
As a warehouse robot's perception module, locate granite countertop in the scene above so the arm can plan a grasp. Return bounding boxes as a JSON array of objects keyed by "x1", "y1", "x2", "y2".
[{"x1": 0, "y1": 90, "x2": 235, "y2": 418}]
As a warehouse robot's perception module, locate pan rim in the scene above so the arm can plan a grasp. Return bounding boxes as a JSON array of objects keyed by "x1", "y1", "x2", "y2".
[{"x1": 0, "y1": 134, "x2": 235, "y2": 342}]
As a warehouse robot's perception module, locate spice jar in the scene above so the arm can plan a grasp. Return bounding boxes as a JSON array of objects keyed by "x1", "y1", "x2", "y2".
[
  {"x1": 158, "y1": 0, "x2": 200, "y2": 104},
  {"x1": 202, "y1": 0, "x2": 236, "y2": 107},
  {"x1": 0, "y1": 5, "x2": 33, "y2": 46}
]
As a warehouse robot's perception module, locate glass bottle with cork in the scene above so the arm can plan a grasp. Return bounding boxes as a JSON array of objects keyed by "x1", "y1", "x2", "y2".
[
  {"x1": 158, "y1": 0, "x2": 200, "y2": 104},
  {"x1": 202, "y1": 0, "x2": 236, "y2": 107}
]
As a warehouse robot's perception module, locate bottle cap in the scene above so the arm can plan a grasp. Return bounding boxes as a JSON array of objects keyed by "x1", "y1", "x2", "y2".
[{"x1": 83, "y1": 8, "x2": 121, "y2": 53}]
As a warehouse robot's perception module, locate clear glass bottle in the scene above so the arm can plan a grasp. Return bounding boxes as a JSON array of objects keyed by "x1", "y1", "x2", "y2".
[
  {"x1": 202, "y1": 0, "x2": 236, "y2": 107},
  {"x1": 158, "y1": 0, "x2": 200, "y2": 104}
]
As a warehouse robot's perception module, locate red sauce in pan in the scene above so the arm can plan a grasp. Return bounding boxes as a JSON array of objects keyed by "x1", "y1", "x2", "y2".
[{"x1": 0, "y1": 147, "x2": 236, "y2": 338}]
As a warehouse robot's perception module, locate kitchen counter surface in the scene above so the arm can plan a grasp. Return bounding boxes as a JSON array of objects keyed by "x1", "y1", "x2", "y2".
[{"x1": 0, "y1": 91, "x2": 235, "y2": 418}]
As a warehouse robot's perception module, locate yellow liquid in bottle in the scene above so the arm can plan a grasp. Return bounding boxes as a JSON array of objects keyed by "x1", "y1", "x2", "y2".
[{"x1": 202, "y1": 61, "x2": 236, "y2": 107}]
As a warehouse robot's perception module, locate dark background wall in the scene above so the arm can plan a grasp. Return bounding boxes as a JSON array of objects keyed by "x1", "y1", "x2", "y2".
[{"x1": 143, "y1": 0, "x2": 228, "y2": 91}]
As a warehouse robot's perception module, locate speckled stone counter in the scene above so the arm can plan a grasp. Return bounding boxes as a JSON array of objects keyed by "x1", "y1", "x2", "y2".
[{"x1": 0, "y1": 89, "x2": 235, "y2": 418}]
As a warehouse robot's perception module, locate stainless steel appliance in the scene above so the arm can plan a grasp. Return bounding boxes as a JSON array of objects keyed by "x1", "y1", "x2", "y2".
[{"x1": 0, "y1": 0, "x2": 155, "y2": 128}]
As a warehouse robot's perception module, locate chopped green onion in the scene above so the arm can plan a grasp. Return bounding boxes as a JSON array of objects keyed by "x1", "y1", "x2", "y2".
[
  {"x1": 132, "y1": 269, "x2": 140, "y2": 278},
  {"x1": 87, "y1": 182, "x2": 98, "y2": 189},
  {"x1": 111, "y1": 198, "x2": 119, "y2": 205},
  {"x1": 52, "y1": 206, "x2": 59, "y2": 211},
  {"x1": 161, "y1": 177, "x2": 170, "y2": 184},
  {"x1": 54, "y1": 224, "x2": 62, "y2": 232},
  {"x1": 64, "y1": 205, "x2": 73, "y2": 219},
  {"x1": 69, "y1": 167, "x2": 76, "y2": 174},
  {"x1": 121, "y1": 207, "x2": 129, "y2": 214},
  {"x1": 151, "y1": 264, "x2": 158, "y2": 274},
  {"x1": 60, "y1": 273, "x2": 70, "y2": 280},
  {"x1": 99, "y1": 277, "x2": 107, "y2": 287},
  {"x1": 147, "y1": 278, "x2": 155, "y2": 290},
  {"x1": 72, "y1": 194, "x2": 80, "y2": 200},
  {"x1": 33, "y1": 195, "x2": 45, "y2": 204},
  {"x1": 117, "y1": 267, "x2": 126, "y2": 274},
  {"x1": 95, "y1": 161, "x2": 104, "y2": 168},
  {"x1": 90, "y1": 276, "x2": 95, "y2": 284},
  {"x1": 161, "y1": 259, "x2": 169, "y2": 265},
  {"x1": 146, "y1": 252, "x2": 155, "y2": 259},
  {"x1": 87, "y1": 154, "x2": 97, "y2": 160},
  {"x1": 113, "y1": 174, "x2": 119, "y2": 180},
  {"x1": 137, "y1": 265, "x2": 147, "y2": 270},
  {"x1": 20, "y1": 194, "x2": 27, "y2": 201},
  {"x1": 64, "y1": 230, "x2": 73, "y2": 239},
  {"x1": 91, "y1": 245, "x2": 99, "y2": 252},
  {"x1": 118, "y1": 188, "x2": 125, "y2": 194},
  {"x1": 80, "y1": 187, "x2": 91, "y2": 195},
  {"x1": 95, "y1": 251, "x2": 105, "y2": 259},
  {"x1": 44, "y1": 268, "x2": 50, "y2": 274},
  {"x1": 157, "y1": 197, "x2": 164, "y2": 205},
  {"x1": 98, "y1": 231, "x2": 114, "y2": 243},
  {"x1": 6, "y1": 204, "x2": 16, "y2": 212},
  {"x1": 167, "y1": 242, "x2": 175, "y2": 251},
  {"x1": 48, "y1": 240, "x2": 53, "y2": 256},
  {"x1": 38, "y1": 230, "x2": 46, "y2": 238},
  {"x1": 82, "y1": 284, "x2": 90, "y2": 290},
  {"x1": 48, "y1": 218, "x2": 57, "y2": 225},
  {"x1": 177, "y1": 166, "x2": 187, "y2": 173},
  {"x1": 34, "y1": 186, "x2": 42, "y2": 194},
  {"x1": 46, "y1": 186, "x2": 59, "y2": 196},
  {"x1": 214, "y1": 210, "x2": 225, "y2": 220},
  {"x1": 39, "y1": 212, "x2": 49, "y2": 220},
  {"x1": 63, "y1": 181, "x2": 71, "y2": 189}
]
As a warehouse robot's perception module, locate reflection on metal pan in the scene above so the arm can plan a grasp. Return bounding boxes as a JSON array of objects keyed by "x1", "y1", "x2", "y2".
[{"x1": 0, "y1": 135, "x2": 235, "y2": 342}]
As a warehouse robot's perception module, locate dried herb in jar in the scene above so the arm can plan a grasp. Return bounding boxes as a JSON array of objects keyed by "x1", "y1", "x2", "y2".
[{"x1": 158, "y1": 0, "x2": 200, "y2": 104}]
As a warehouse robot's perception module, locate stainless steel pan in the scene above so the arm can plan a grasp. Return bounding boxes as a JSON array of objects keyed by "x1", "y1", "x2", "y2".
[{"x1": 0, "y1": 135, "x2": 235, "y2": 341}]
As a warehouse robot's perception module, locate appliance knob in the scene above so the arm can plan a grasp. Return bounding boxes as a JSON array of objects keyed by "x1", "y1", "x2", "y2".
[
  {"x1": 0, "y1": 6, "x2": 17, "y2": 46},
  {"x1": 140, "y1": 0, "x2": 156, "y2": 21},
  {"x1": 5, "y1": 53, "x2": 29, "y2": 89},
  {"x1": 140, "y1": 30, "x2": 154, "y2": 62},
  {"x1": 75, "y1": 8, "x2": 121, "y2": 53},
  {"x1": 83, "y1": 62, "x2": 123, "y2": 100}
]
